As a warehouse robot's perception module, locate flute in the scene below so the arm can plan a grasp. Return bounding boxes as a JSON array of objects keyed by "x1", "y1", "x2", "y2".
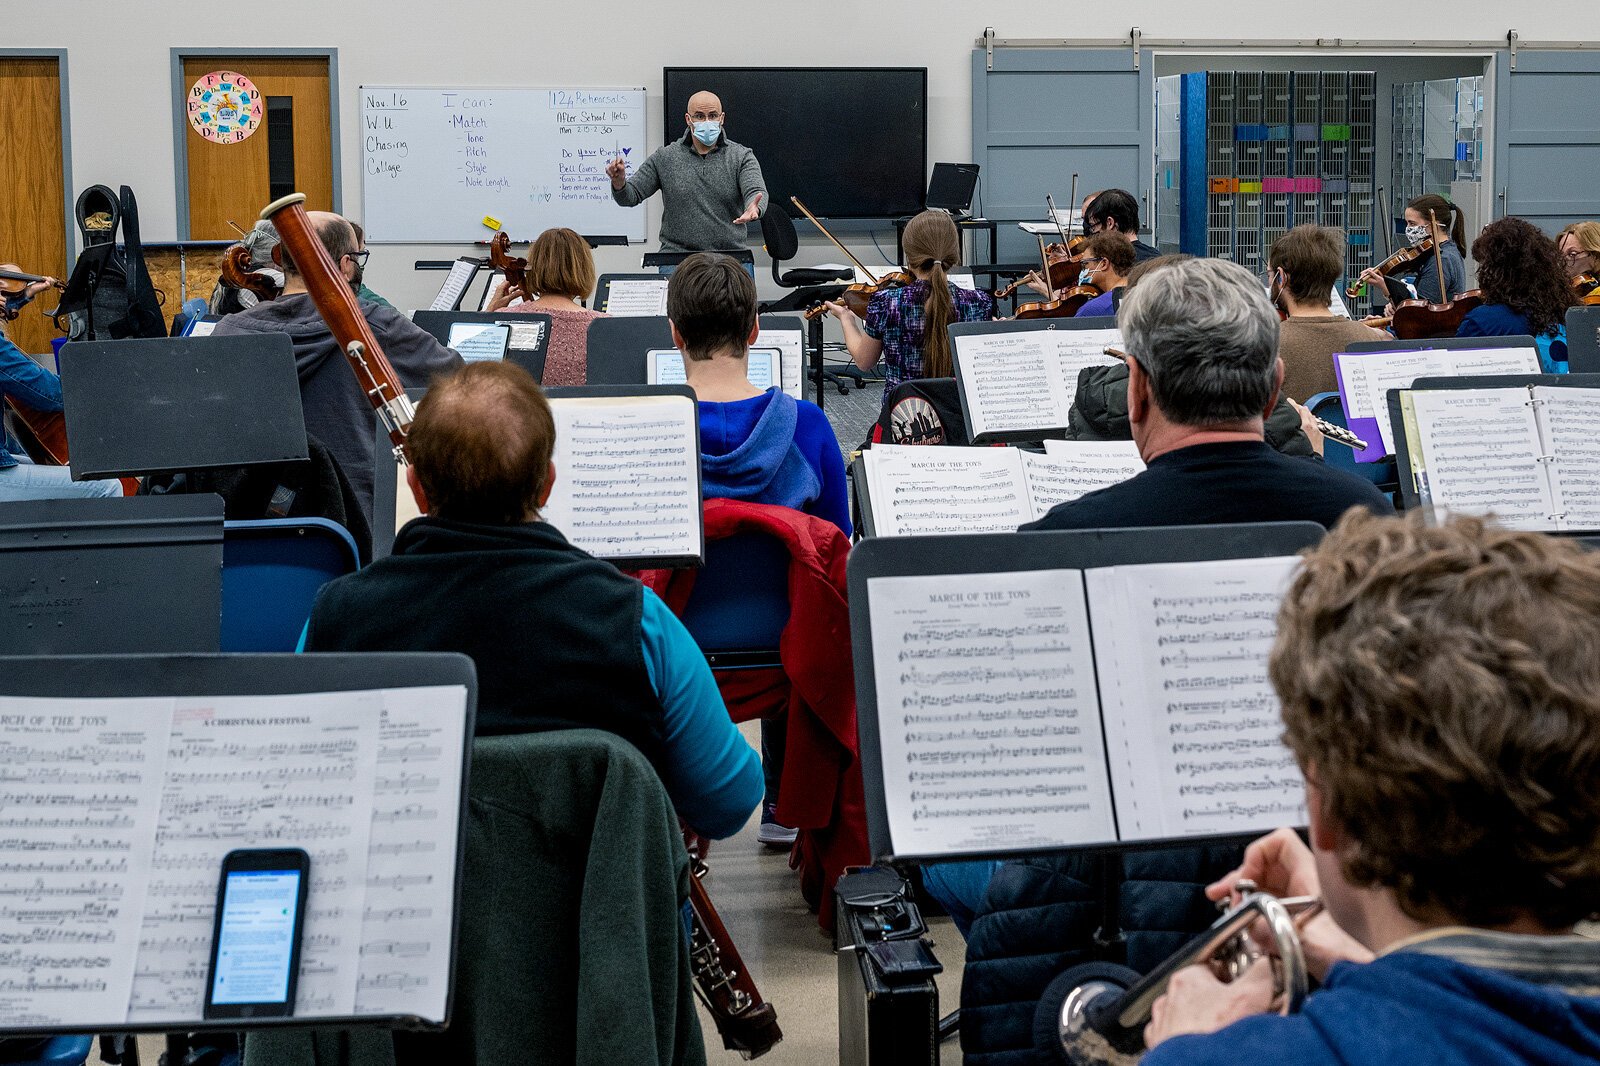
[{"x1": 1315, "y1": 419, "x2": 1368, "y2": 451}]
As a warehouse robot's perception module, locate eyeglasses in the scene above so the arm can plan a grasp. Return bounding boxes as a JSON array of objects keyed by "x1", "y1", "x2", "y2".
[
  {"x1": 688, "y1": 109, "x2": 724, "y2": 122},
  {"x1": 343, "y1": 250, "x2": 371, "y2": 268},
  {"x1": 1563, "y1": 251, "x2": 1595, "y2": 262}
]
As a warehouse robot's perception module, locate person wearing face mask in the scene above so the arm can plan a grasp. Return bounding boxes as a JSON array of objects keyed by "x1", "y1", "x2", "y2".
[
  {"x1": 1269, "y1": 225, "x2": 1389, "y2": 401},
  {"x1": 1071, "y1": 233, "x2": 1136, "y2": 317},
  {"x1": 608, "y1": 90, "x2": 767, "y2": 258},
  {"x1": 346, "y1": 221, "x2": 393, "y2": 308},
  {"x1": 1356, "y1": 193, "x2": 1467, "y2": 308}
]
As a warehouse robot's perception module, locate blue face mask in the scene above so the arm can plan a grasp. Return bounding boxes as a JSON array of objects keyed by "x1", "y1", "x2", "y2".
[
  {"x1": 3, "y1": 290, "x2": 30, "y2": 317},
  {"x1": 692, "y1": 121, "x2": 721, "y2": 147},
  {"x1": 1077, "y1": 270, "x2": 1094, "y2": 287}
]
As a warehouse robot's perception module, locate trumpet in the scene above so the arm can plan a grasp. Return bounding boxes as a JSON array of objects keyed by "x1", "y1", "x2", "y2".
[{"x1": 1036, "y1": 881, "x2": 1322, "y2": 1064}]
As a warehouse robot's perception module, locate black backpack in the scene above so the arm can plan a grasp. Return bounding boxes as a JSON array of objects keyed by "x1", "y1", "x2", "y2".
[{"x1": 59, "y1": 185, "x2": 166, "y2": 340}]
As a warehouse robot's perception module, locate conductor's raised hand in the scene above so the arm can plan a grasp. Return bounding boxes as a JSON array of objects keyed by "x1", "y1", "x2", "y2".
[
  {"x1": 733, "y1": 193, "x2": 763, "y2": 225},
  {"x1": 606, "y1": 156, "x2": 628, "y2": 190}
]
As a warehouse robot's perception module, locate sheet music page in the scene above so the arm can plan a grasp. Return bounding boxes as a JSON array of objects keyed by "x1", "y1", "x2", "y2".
[
  {"x1": 1533, "y1": 386, "x2": 1600, "y2": 531},
  {"x1": 446, "y1": 323, "x2": 509, "y2": 363},
  {"x1": 955, "y1": 332, "x2": 1076, "y2": 439},
  {"x1": 1027, "y1": 440, "x2": 1147, "y2": 518},
  {"x1": 603, "y1": 279, "x2": 669, "y2": 316},
  {"x1": 862, "y1": 445, "x2": 1032, "y2": 536},
  {"x1": 1408, "y1": 388, "x2": 1552, "y2": 530},
  {"x1": 1334, "y1": 349, "x2": 1452, "y2": 455},
  {"x1": 1045, "y1": 329, "x2": 1124, "y2": 413},
  {"x1": 477, "y1": 274, "x2": 508, "y2": 313},
  {"x1": 865, "y1": 570, "x2": 1116, "y2": 857},
  {"x1": 1445, "y1": 346, "x2": 1542, "y2": 376},
  {"x1": 129, "y1": 693, "x2": 382, "y2": 1023},
  {"x1": 186, "y1": 320, "x2": 218, "y2": 339},
  {"x1": 499, "y1": 318, "x2": 545, "y2": 354},
  {"x1": 754, "y1": 328, "x2": 803, "y2": 399},
  {"x1": 1087, "y1": 557, "x2": 1305, "y2": 843},
  {"x1": 0, "y1": 697, "x2": 174, "y2": 1028},
  {"x1": 353, "y1": 684, "x2": 468, "y2": 1021},
  {"x1": 543, "y1": 396, "x2": 701, "y2": 560},
  {"x1": 428, "y1": 260, "x2": 477, "y2": 312}
]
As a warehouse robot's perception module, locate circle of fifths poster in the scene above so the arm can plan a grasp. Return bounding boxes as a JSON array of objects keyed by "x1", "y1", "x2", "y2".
[{"x1": 187, "y1": 70, "x2": 263, "y2": 143}]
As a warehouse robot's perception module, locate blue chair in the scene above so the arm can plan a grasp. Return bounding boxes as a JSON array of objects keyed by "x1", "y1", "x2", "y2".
[
  {"x1": 222, "y1": 518, "x2": 361, "y2": 652},
  {"x1": 3, "y1": 1037, "x2": 93, "y2": 1066},
  {"x1": 1306, "y1": 391, "x2": 1398, "y2": 494},
  {"x1": 679, "y1": 532, "x2": 791, "y2": 670}
]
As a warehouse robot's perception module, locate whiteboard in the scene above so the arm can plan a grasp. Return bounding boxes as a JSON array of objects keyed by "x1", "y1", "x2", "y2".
[{"x1": 360, "y1": 86, "x2": 649, "y2": 243}]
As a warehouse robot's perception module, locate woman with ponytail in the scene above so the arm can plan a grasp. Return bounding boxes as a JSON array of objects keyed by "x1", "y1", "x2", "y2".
[
  {"x1": 1358, "y1": 193, "x2": 1468, "y2": 307},
  {"x1": 824, "y1": 209, "x2": 995, "y2": 409}
]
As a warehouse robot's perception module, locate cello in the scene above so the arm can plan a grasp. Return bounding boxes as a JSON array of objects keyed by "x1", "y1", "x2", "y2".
[
  {"x1": 487, "y1": 232, "x2": 528, "y2": 295},
  {"x1": 793, "y1": 197, "x2": 910, "y2": 321}
]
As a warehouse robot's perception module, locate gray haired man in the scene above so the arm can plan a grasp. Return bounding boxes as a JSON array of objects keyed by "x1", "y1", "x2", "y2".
[{"x1": 1022, "y1": 256, "x2": 1391, "y2": 532}]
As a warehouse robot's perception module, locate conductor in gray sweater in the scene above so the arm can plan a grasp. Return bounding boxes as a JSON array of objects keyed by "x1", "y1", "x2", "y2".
[{"x1": 608, "y1": 90, "x2": 767, "y2": 253}]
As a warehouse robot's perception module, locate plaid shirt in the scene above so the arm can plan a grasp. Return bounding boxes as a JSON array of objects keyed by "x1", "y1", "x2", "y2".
[{"x1": 864, "y1": 280, "x2": 995, "y2": 397}]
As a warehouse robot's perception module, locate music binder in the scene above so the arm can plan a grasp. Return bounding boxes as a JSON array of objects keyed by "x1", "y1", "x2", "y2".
[
  {"x1": 948, "y1": 318, "x2": 1123, "y2": 444},
  {"x1": 371, "y1": 386, "x2": 706, "y2": 568},
  {"x1": 1389, "y1": 373, "x2": 1600, "y2": 532},
  {"x1": 847, "y1": 522, "x2": 1324, "y2": 863},
  {"x1": 0, "y1": 651, "x2": 477, "y2": 1037}
]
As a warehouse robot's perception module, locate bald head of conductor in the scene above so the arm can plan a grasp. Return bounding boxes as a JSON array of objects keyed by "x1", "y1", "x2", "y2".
[{"x1": 608, "y1": 90, "x2": 768, "y2": 253}]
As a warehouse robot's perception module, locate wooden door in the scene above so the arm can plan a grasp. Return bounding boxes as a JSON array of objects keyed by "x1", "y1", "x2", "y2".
[
  {"x1": 182, "y1": 56, "x2": 333, "y2": 240},
  {"x1": 0, "y1": 56, "x2": 67, "y2": 356}
]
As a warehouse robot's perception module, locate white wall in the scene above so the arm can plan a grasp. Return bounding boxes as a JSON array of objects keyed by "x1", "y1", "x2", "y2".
[{"x1": 8, "y1": 0, "x2": 1593, "y2": 311}]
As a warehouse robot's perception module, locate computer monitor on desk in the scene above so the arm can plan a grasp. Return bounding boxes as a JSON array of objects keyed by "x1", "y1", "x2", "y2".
[{"x1": 925, "y1": 163, "x2": 980, "y2": 219}]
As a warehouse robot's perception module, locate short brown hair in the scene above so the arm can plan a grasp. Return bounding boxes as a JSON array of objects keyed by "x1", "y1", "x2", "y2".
[
  {"x1": 524, "y1": 227, "x2": 596, "y2": 301},
  {"x1": 1083, "y1": 232, "x2": 1134, "y2": 276},
  {"x1": 407, "y1": 361, "x2": 555, "y2": 525},
  {"x1": 1268, "y1": 224, "x2": 1345, "y2": 304},
  {"x1": 1271, "y1": 510, "x2": 1600, "y2": 929},
  {"x1": 666, "y1": 252, "x2": 756, "y2": 360}
]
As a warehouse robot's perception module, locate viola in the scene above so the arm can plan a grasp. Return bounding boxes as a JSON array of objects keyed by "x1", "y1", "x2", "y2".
[
  {"x1": 1347, "y1": 238, "x2": 1434, "y2": 299},
  {"x1": 792, "y1": 197, "x2": 912, "y2": 320},
  {"x1": 487, "y1": 231, "x2": 527, "y2": 294},
  {"x1": 1015, "y1": 284, "x2": 1101, "y2": 320},
  {"x1": 219, "y1": 243, "x2": 280, "y2": 301},
  {"x1": 1383, "y1": 210, "x2": 1482, "y2": 339},
  {"x1": 1573, "y1": 272, "x2": 1600, "y2": 302},
  {"x1": 995, "y1": 241, "x2": 1086, "y2": 301}
]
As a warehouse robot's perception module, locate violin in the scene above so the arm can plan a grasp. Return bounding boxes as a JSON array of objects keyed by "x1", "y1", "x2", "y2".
[
  {"x1": 1347, "y1": 238, "x2": 1434, "y2": 300},
  {"x1": 996, "y1": 241, "x2": 1086, "y2": 301},
  {"x1": 0, "y1": 265, "x2": 64, "y2": 321},
  {"x1": 487, "y1": 231, "x2": 527, "y2": 293},
  {"x1": 792, "y1": 198, "x2": 911, "y2": 320},
  {"x1": 1572, "y1": 272, "x2": 1600, "y2": 302},
  {"x1": 1382, "y1": 210, "x2": 1483, "y2": 339},
  {"x1": 1015, "y1": 284, "x2": 1100, "y2": 320},
  {"x1": 219, "y1": 244, "x2": 280, "y2": 301}
]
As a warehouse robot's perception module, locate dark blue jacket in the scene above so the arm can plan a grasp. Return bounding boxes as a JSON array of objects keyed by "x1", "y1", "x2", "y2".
[{"x1": 960, "y1": 845, "x2": 1244, "y2": 1066}]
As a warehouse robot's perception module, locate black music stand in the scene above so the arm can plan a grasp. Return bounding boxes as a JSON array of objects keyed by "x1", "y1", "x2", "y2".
[
  {"x1": 848, "y1": 522, "x2": 1325, "y2": 864},
  {"x1": 641, "y1": 249, "x2": 755, "y2": 271},
  {"x1": 584, "y1": 314, "x2": 804, "y2": 389},
  {"x1": 1565, "y1": 307, "x2": 1600, "y2": 374},
  {"x1": 0, "y1": 495, "x2": 224, "y2": 654},
  {"x1": 411, "y1": 310, "x2": 553, "y2": 382},
  {"x1": 1387, "y1": 373, "x2": 1600, "y2": 515},
  {"x1": 58, "y1": 335, "x2": 307, "y2": 480},
  {"x1": 949, "y1": 316, "x2": 1119, "y2": 445},
  {"x1": 595, "y1": 273, "x2": 669, "y2": 315}
]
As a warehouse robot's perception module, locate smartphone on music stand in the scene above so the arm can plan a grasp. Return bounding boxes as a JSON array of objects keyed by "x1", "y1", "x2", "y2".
[{"x1": 203, "y1": 848, "x2": 311, "y2": 1019}]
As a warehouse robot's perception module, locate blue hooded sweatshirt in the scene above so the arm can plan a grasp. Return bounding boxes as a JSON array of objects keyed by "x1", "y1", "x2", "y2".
[
  {"x1": 1145, "y1": 929, "x2": 1600, "y2": 1066},
  {"x1": 697, "y1": 388, "x2": 851, "y2": 537}
]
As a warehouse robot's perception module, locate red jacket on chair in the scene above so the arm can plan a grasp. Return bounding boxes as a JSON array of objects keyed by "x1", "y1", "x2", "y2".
[{"x1": 637, "y1": 498, "x2": 868, "y2": 931}]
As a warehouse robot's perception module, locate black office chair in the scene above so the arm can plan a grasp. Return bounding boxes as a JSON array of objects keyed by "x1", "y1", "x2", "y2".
[{"x1": 757, "y1": 203, "x2": 869, "y2": 396}]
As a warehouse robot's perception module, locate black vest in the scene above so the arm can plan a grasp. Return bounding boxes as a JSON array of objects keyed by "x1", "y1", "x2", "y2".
[{"x1": 307, "y1": 517, "x2": 667, "y2": 764}]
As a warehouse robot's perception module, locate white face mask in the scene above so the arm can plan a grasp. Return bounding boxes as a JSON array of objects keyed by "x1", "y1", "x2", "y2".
[{"x1": 1405, "y1": 224, "x2": 1430, "y2": 244}]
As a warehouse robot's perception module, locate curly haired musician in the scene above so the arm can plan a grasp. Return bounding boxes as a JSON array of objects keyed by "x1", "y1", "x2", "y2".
[{"x1": 1144, "y1": 511, "x2": 1600, "y2": 1065}]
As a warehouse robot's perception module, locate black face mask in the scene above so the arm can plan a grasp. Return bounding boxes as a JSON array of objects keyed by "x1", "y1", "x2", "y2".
[{"x1": 3, "y1": 290, "x2": 33, "y2": 317}]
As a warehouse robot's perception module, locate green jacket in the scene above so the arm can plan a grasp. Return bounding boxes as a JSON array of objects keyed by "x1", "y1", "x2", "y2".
[
  {"x1": 357, "y1": 284, "x2": 393, "y2": 309},
  {"x1": 245, "y1": 729, "x2": 705, "y2": 1066}
]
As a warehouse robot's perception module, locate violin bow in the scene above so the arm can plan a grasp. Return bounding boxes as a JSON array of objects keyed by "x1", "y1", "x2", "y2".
[{"x1": 790, "y1": 197, "x2": 878, "y2": 283}]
